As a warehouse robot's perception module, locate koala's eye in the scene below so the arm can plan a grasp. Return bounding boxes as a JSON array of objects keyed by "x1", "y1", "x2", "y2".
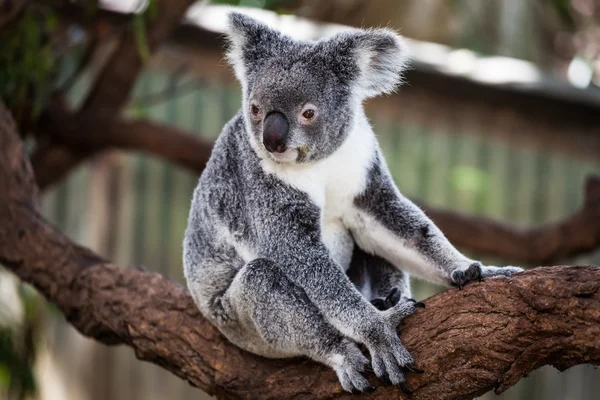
[
  {"x1": 300, "y1": 105, "x2": 317, "y2": 124},
  {"x1": 302, "y1": 109, "x2": 315, "y2": 120},
  {"x1": 250, "y1": 104, "x2": 262, "y2": 119}
]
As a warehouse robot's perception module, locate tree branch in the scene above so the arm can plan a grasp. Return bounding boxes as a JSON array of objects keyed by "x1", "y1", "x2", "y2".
[
  {"x1": 2, "y1": 99, "x2": 600, "y2": 400},
  {"x1": 35, "y1": 108, "x2": 213, "y2": 173},
  {"x1": 0, "y1": 0, "x2": 31, "y2": 29}
]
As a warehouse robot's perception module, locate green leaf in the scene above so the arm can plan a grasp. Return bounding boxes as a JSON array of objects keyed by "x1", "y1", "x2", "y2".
[
  {"x1": 147, "y1": 0, "x2": 158, "y2": 20},
  {"x1": 0, "y1": 364, "x2": 10, "y2": 389},
  {"x1": 133, "y1": 14, "x2": 151, "y2": 63}
]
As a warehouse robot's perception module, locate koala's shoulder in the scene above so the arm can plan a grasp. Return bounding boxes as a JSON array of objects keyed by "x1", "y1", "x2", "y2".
[{"x1": 193, "y1": 113, "x2": 251, "y2": 228}]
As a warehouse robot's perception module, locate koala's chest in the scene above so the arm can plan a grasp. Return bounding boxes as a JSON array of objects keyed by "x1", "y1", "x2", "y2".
[
  {"x1": 321, "y1": 214, "x2": 355, "y2": 271},
  {"x1": 319, "y1": 171, "x2": 365, "y2": 270},
  {"x1": 260, "y1": 128, "x2": 375, "y2": 270}
]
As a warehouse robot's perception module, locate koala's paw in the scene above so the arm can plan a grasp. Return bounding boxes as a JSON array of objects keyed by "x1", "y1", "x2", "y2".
[
  {"x1": 451, "y1": 262, "x2": 483, "y2": 289},
  {"x1": 452, "y1": 263, "x2": 524, "y2": 289},
  {"x1": 368, "y1": 334, "x2": 424, "y2": 388},
  {"x1": 363, "y1": 301, "x2": 425, "y2": 386},
  {"x1": 368, "y1": 332, "x2": 412, "y2": 386},
  {"x1": 331, "y1": 341, "x2": 373, "y2": 393},
  {"x1": 480, "y1": 265, "x2": 524, "y2": 279}
]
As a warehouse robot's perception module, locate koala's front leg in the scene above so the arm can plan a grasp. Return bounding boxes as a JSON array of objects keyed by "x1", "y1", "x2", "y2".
[
  {"x1": 350, "y1": 157, "x2": 523, "y2": 287},
  {"x1": 262, "y1": 206, "x2": 424, "y2": 386},
  {"x1": 274, "y1": 245, "x2": 423, "y2": 385}
]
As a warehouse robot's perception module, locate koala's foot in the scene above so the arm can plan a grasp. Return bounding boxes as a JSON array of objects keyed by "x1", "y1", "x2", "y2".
[
  {"x1": 451, "y1": 263, "x2": 524, "y2": 289},
  {"x1": 330, "y1": 340, "x2": 373, "y2": 393},
  {"x1": 364, "y1": 299, "x2": 425, "y2": 386}
]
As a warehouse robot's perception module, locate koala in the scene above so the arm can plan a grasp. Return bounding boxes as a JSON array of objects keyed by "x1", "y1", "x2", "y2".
[{"x1": 183, "y1": 12, "x2": 523, "y2": 393}]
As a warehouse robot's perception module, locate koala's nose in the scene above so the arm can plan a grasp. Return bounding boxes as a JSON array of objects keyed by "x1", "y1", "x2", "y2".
[{"x1": 263, "y1": 111, "x2": 289, "y2": 153}]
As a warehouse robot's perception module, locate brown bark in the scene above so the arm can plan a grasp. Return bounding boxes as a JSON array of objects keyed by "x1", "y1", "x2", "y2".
[
  {"x1": 0, "y1": 0, "x2": 30, "y2": 29},
  {"x1": 35, "y1": 109, "x2": 213, "y2": 175},
  {"x1": 2, "y1": 100, "x2": 600, "y2": 399}
]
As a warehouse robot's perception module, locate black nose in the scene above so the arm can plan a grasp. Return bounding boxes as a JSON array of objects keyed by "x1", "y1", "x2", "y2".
[{"x1": 263, "y1": 112, "x2": 289, "y2": 153}]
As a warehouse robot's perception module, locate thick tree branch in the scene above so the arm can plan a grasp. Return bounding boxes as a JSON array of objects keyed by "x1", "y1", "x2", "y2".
[
  {"x1": 35, "y1": 108, "x2": 213, "y2": 173},
  {"x1": 33, "y1": 107, "x2": 600, "y2": 265},
  {"x1": 2, "y1": 100, "x2": 600, "y2": 400}
]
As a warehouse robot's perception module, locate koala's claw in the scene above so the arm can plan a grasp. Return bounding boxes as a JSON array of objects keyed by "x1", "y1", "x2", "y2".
[
  {"x1": 371, "y1": 287, "x2": 402, "y2": 311},
  {"x1": 398, "y1": 383, "x2": 413, "y2": 395},
  {"x1": 377, "y1": 370, "x2": 391, "y2": 385},
  {"x1": 404, "y1": 364, "x2": 424, "y2": 374},
  {"x1": 407, "y1": 298, "x2": 426, "y2": 308}
]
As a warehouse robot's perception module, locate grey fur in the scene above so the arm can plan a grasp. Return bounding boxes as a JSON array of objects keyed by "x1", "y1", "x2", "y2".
[{"x1": 183, "y1": 13, "x2": 523, "y2": 393}]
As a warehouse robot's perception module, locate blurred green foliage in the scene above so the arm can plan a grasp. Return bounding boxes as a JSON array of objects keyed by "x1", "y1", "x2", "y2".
[
  {"x1": 551, "y1": 0, "x2": 576, "y2": 28},
  {"x1": 211, "y1": 0, "x2": 293, "y2": 11},
  {"x1": 133, "y1": 0, "x2": 159, "y2": 63},
  {"x1": 0, "y1": 6, "x2": 59, "y2": 122},
  {"x1": 451, "y1": 166, "x2": 489, "y2": 196},
  {"x1": 0, "y1": 282, "x2": 43, "y2": 400},
  {"x1": 0, "y1": 333, "x2": 36, "y2": 400}
]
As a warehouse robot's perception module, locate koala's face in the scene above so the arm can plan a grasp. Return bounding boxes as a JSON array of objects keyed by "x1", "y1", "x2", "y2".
[
  {"x1": 226, "y1": 13, "x2": 409, "y2": 164},
  {"x1": 243, "y1": 47, "x2": 356, "y2": 163}
]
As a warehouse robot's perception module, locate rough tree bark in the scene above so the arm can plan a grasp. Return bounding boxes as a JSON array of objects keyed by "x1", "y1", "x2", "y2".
[{"x1": 1, "y1": 100, "x2": 600, "y2": 399}]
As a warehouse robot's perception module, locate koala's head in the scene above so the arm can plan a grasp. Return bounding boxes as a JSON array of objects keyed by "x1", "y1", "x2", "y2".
[{"x1": 226, "y1": 12, "x2": 409, "y2": 164}]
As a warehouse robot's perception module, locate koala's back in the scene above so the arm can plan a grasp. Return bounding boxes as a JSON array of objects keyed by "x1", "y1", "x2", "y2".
[
  {"x1": 188, "y1": 113, "x2": 249, "y2": 233},
  {"x1": 183, "y1": 113, "x2": 254, "y2": 317}
]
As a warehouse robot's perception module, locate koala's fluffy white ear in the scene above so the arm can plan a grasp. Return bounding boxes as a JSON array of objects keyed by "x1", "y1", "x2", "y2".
[
  {"x1": 225, "y1": 12, "x2": 283, "y2": 83},
  {"x1": 332, "y1": 29, "x2": 410, "y2": 99}
]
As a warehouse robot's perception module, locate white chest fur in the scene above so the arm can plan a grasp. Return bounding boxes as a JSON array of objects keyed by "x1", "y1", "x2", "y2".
[{"x1": 260, "y1": 114, "x2": 376, "y2": 270}]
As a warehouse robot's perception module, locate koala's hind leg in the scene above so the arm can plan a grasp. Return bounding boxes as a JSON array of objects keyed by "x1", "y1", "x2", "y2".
[
  {"x1": 348, "y1": 247, "x2": 422, "y2": 312},
  {"x1": 225, "y1": 258, "x2": 373, "y2": 393}
]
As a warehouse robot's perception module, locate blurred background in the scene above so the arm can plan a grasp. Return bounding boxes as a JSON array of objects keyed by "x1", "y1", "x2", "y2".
[{"x1": 1, "y1": 0, "x2": 600, "y2": 399}]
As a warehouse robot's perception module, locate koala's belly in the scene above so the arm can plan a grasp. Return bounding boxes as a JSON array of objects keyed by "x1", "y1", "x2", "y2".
[{"x1": 322, "y1": 218, "x2": 354, "y2": 271}]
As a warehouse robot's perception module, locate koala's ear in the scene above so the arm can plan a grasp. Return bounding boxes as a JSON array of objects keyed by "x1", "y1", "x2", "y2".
[
  {"x1": 225, "y1": 12, "x2": 286, "y2": 83},
  {"x1": 330, "y1": 28, "x2": 410, "y2": 98}
]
